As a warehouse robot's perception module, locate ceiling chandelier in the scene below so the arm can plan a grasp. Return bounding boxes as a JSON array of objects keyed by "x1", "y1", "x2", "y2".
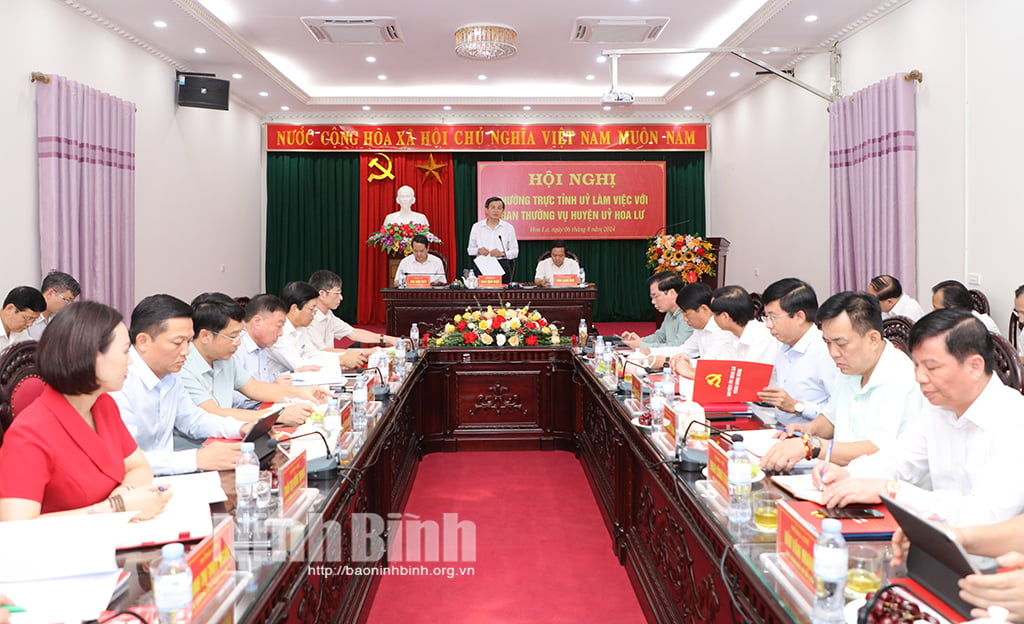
[{"x1": 454, "y1": 23, "x2": 517, "y2": 60}]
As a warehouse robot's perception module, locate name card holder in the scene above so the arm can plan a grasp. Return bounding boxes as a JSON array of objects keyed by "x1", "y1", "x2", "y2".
[
  {"x1": 279, "y1": 450, "x2": 307, "y2": 515},
  {"x1": 776, "y1": 500, "x2": 817, "y2": 591},
  {"x1": 552, "y1": 274, "x2": 579, "y2": 287},
  {"x1": 477, "y1": 275, "x2": 503, "y2": 288},
  {"x1": 405, "y1": 275, "x2": 431, "y2": 288},
  {"x1": 187, "y1": 517, "x2": 235, "y2": 617}
]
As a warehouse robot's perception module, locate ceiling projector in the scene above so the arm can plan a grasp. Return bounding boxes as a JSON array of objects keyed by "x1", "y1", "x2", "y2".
[{"x1": 601, "y1": 90, "x2": 635, "y2": 106}]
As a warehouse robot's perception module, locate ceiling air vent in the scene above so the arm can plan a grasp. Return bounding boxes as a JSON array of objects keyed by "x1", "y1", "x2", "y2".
[
  {"x1": 301, "y1": 17, "x2": 403, "y2": 44},
  {"x1": 572, "y1": 17, "x2": 669, "y2": 44}
]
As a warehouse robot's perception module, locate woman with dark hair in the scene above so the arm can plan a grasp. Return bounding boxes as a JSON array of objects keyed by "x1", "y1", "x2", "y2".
[{"x1": 0, "y1": 301, "x2": 171, "y2": 520}]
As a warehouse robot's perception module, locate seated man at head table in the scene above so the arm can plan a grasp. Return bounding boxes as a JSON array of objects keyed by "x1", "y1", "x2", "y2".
[
  {"x1": 112, "y1": 294, "x2": 251, "y2": 476},
  {"x1": 932, "y1": 279, "x2": 1001, "y2": 334},
  {"x1": 866, "y1": 274, "x2": 925, "y2": 322},
  {"x1": 755, "y1": 278, "x2": 837, "y2": 427},
  {"x1": 534, "y1": 239, "x2": 580, "y2": 287},
  {"x1": 27, "y1": 270, "x2": 81, "y2": 340},
  {"x1": 620, "y1": 272, "x2": 695, "y2": 362},
  {"x1": 308, "y1": 270, "x2": 398, "y2": 350},
  {"x1": 759, "y1": 291, "x2": 922, "y2": 472},
  {"x1": 672, "y1": 285, "x2": 777, "y2": 379},
  {"x1": 0, "y1": 301, "x2": 170, "y2": 520},
  {"x1": 816, "y1": 308, "x2": 1024, "y2": 527},
  {"x1": 179, "y1": 293, "x2": 330, "y2": 425},
  {"x1": 395, "y1": 235, "x2": 447, "y2": 286},
  {"x1": 268, "y1": 281, "x2": 367, "y2": 378},
  {"x1": 0, "y1": 286, "x2": 46, "y2": 350}
]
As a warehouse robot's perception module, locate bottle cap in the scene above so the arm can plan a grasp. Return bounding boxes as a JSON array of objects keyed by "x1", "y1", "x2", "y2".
[
  {"x1": 730, "y1": 433, "x2": 744, "y2": 443},
  {"x1": 821, "y1": 518, "x2": 842, "y2": 533},
  {"x1": 161, "y1": 542, "x2": 185, "y2": 559},
  {"x1": 241, "y1": 442, "x2": 255, "y2": 452},
  {"x1": 732, "y1": 440, "x2": 746, "y2": 452}
]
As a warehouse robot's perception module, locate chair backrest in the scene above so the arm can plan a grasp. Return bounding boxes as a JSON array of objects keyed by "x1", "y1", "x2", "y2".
[
  {"x1": 428, "y1": 249, "x2": 449, "y2": 281},
  {"x1": 1010, "y1": 312, "x2": 1023, "y2": 351},
  {"x1": 537, "y1": 250, "x2": 580, "y2": 265},
  {"x1": 749, "y1": 292, "x2": 765, "y2": 322},
  {"x1": 969, "y1": 289, "x2": 990, "y2": 315},
  {"x1": 990, "y1": 333, "x2": 1024, "y2": 393},
  {"x1": 0, "y1": 340, "x2": 43, "y2": 447},
  {"x1": 882, "y1": 315, "x2": 914, "y2": 354}
]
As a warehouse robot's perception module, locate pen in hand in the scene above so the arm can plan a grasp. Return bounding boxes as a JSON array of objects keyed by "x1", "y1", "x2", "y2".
[{"x1": 819, "y1": 439, "x2": 835, "y2": 492}]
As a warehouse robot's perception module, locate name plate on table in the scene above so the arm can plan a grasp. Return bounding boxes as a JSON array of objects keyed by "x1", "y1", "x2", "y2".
[
  {"x1": 776, "y1": 500, "x2": 818, "y2": 591},
  {"x1": 476, "y1": 275, "x2": 503, "y2": 288},
  {"x1": 405, "y1": 275, "x2": 431, "y2": 288},
  {"x1": 279, "y1": 450, "x2": 308, "y2": 514},
  {"x1": 707, "y1": 440, "x2": 729, "y2": 499},
  {"x1": 188, "y1": 517, "x2": 235, "y2": 617},
  {"x1": 552, "y1": 274, "x2": 578, "y2": 287}
]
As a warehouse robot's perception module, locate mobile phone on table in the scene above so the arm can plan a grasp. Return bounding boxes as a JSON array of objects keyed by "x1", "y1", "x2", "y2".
[{"x1": 822, "y1": 506, "x2": 884, "y2": 520}]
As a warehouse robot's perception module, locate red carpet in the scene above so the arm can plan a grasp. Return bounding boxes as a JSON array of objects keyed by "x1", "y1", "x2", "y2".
[{"x1": 366, "y1": 451, "x2": 645, "y2": 624}]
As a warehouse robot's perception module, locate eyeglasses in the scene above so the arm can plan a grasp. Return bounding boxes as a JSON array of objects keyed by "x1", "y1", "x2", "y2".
[
  {"x1": 764, "y1": 312, "x2": 792, "y2": 324},
  {"x1": 59, "y1": 293, "x2": 75, "y2": 304},
  {"x1": 212, "y1": 331, "x2": 243, "y2": 344},
  {"x1": 323, "y1": 289, "x2": 342, "y2": 296}
]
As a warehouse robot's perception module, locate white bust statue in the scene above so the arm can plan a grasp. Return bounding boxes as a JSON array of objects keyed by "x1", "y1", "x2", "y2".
[{"x1": 382, "y1": 185, "x2": 429, "y2": 227}]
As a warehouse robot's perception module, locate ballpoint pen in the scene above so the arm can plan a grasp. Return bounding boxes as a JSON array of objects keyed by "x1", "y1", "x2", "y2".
[
  {"x1": 819, "y1": 438, "x2": 835, "y2": 492},
  {"x1": 1, "y1": 605, "x2": 26, "y2": 613}
]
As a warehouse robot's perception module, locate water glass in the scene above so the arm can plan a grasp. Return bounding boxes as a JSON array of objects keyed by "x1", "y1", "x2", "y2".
[
  {"x1": 256, "y1": 470, "x2": 274, "y2": 507},
  {"x1": 846, "y1": 544, "x2": 884, "y2": 599},
  {"x1": 752, "y1": 490, "x2": 781, "y2": 531}
]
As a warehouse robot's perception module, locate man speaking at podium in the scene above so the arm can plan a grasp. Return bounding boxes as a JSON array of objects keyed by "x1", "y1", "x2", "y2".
[{"x1": 468, "y1": 196, "x2": 518, "y2": 284}]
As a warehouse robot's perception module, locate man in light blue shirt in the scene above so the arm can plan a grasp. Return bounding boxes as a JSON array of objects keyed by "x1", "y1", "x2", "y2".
[
  {"x1": 112, "y1": 294, "x2": 249, "y2": 475},
  {"x1": 621, "y1": 272, "x2": 694, "y2": 354},
  {"x1": 756, "y1": 278, "x2": 837, "y2": 426},
  {"x1": 232, "y1": 293, "x2": 288, "y2": 408}
]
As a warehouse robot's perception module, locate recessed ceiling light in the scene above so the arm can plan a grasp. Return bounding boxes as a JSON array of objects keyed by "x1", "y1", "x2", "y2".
[
  {"x1": 602, "y1": 105, "x2": 611, "y2": 111},
  {"x1": 231, "y1": 73, "x2": 242, "y2": 79},
  {"x1": 153, "y1": 20, "x2": 167, "y2": 28},
  {"x1": 477, "y1": 75, "x2": 487, "y2": 80},
  {"x1": 762, "y1": 49, "x2": 771, "y2": 55},
  {"x1": 729, "y1": 71, "x2": 740, "y2": 78},
  {"x1": 194, "y1": 47, "x2": 206, "y2": 54},
  {"x1": 804, "y1": 15, "x2": 818, "y2": 22},
  {"x1": 684, "y1": 106, "x2": 693, "y2": 111},
  {"x1": 443, "y1": 105, "x2": 452, "y2": 111},
  {"x1": 366, "y1": 56, "x2": 376, "y2": 63},
  {"x1": 362, "y1": 105, "x2": 371, "y2": 111},
  {"x1": 706, "y1": 90, "x2": 716, "y2": 96},
  {"x1": 280, "y1": 106, "x2": 289, "y2": 111},
  {"x1": 585, "y1": 75, "x2": 595, "y2": 81},
  {"x1": 597, "y1": 56, "x2": 607, "y2": 63},
  {"x1": 258, "y1": 91, "x2": 269, "y2": 97},
  {"x1": 523, "y1": 106, "x2": 531, "y2": 111},
  {"x1": 377, "y1": 74, "x2": 387, "y2": 80}
]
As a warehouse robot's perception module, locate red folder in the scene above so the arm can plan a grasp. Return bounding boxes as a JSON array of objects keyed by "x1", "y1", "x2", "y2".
[
  {"x1": 780, "y1": 500, "x2": 898, "y2": 540},
  {"x1": 692, "y1": 360, "x2": 773, "y2": 403}
]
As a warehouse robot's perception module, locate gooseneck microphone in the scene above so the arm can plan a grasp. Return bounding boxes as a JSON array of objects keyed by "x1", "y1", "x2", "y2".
[
  {"x1": 270, "y1": 430, "x2": 339, "y2": 479},
  {"x1": 676, "y1": 420, "x2": 740, "y2": 472}
]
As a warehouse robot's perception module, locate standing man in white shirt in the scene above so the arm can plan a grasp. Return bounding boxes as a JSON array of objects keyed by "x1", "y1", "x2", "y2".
[
  {"x1": 819, "y1": 308, "x2": 1024, "y2": 527},
  {"x1": 467, "y1": 196, "x2": 518, "y2": 284},
  {"x1": 395, "y1": 235, "x2": 447, "y2": 286},
  {"x1": 27, "y1": 270, "x2": 81, "y2": 340},
  {"x1": 756, "y1": 278, "x2": 837, "y2": 426},
  {"x1": 867, "y1": 274, "x2": 925, "y2": 322},
  {"x1": 708, "y1": 285, "x2": 779, "y2": 365},
  {"x1": 0, "y1": 287, "x2": 45, "y2": 351},
  {"x1": 308, "y1": 270, "x2": 397, "y2": 352},
  {"x1": 533, "y1": 240, "x2": 580, "y2": 287}
]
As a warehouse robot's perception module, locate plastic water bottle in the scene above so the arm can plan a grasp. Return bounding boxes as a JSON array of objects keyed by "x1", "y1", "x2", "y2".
[
  {"x1": 649, "y1": 380, "x2": 666, "y2": 433},
  {"x1": 153, "y1": 542, "x2": 193, "y2": 624},
  {"x1": 812, "y1": 518, "x2": 848, "y2": 624},
  {"x1": 409, "y1": 323, "x2": 420, "y2": 352},
  {"x1": 601, "y1": 348, "x2": 615, "y2": 386},
  {"x1": 395, "y1": 337, "x2": 407, "y2": 377},
  {"x1": 727, "y1": 436, "x2": 752, "y2": 530},
  {"x1": 578, "y1": 319, "x2": 588, "y2": 349},
  {"x1": 578, "y1": 266, "x2": 586, "y2": 287},
  {"x1": 660, "y1": 363, "x2": 675, "y2": 398},
  {"x1": 352, "y1": 374, "x2": 368, "y2": 448},
  {"x1": 323, "y1": 397, "x2": 341, "y2": 438},
  {"x1": 235, "y1": 442, "x2": 259, "y2": 536}
]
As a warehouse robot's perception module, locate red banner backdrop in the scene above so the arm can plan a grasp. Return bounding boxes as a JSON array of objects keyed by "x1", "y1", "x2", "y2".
[
  {"x1": 477, "y1": 161, "x2": 666, "y2": 240},
  {"x1": 357, "y1": 153, "x2": 455, "y2": 325},
  {"x1": 267, "y1": 124, "x2": 708, "y2": 152}
]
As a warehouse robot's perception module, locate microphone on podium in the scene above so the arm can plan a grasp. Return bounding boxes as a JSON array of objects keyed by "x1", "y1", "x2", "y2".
[
  {"x1": 676, "y1": 421, "x2": 740, "y2": 472},
  {"x1": 652, "y1": 219, "x2": 694, "y2": 237},
  {"x1": 270, "y1": 430, "x2": 338, "y2": 479}
]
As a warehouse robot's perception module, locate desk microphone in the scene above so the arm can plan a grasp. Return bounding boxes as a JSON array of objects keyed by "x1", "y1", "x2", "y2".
[
  {"x1": 676, "y1": 420, "x2": 740, "y2": 472},
  {"x1": 497, "y1": 234, "x2": 514, "y2": 281},
  {"x1": 270, "y1": 430, "x2": 338, "y2": 479}
]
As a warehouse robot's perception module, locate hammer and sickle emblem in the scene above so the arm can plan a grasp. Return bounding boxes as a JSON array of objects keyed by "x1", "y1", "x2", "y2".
[
  {"x1": 366, "y1": 152, "x2": 394, "y2": 182},
  {"x1": 704, "y1": 373, "x2": 723, "y2": 388}
]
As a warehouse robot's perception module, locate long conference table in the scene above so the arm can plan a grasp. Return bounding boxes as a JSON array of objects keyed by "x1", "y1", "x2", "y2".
[{"x1": 110, "y1": 348, "x2": 825, "y2": 623}]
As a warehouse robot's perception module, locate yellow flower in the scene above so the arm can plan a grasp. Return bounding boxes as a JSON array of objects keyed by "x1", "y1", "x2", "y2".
[
  {"x1": 444, "y1": 323, "x2": 455, "y2": 333},
  {"x1": 510, "y1": 319, "x2": 521, "y2": 330},
  {"x1": 435, "y1": 337, "x2": 444, "y2": 346},
  {"x1": 683, "y1": 251, "x2": 695, "y2": 261},
  {"x1": 542, "y1": 326, "x2": 551, "y2": 334},
  {"x1": 479, "y1": 320, "x2": 489, "y2": 331},
  {"x1": 453, "y1": 314, "x2": 462, "y2": 323},
  {"x1": 508, "y1": 335, "x2": 520, "y2": 347},
  {"x1": 480, "y1": 333, "x2": 494, "y2": 345},
  {"x1": 472, "y1": 311, "x2": 481, "y2": 321}
]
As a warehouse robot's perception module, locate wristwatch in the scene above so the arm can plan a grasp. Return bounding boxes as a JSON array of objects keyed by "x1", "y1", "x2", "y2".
[
  {"x1": 793, "y1": 401, "x2": 805, "y2": 415},
  {"x1": 808, "y1": 435, "x2": 822, "y2": 459}
]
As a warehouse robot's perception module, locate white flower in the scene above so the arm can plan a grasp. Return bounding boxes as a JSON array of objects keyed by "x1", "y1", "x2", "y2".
[{"x1": 496, "y1": 333, "x2": 507, "y2": 346}]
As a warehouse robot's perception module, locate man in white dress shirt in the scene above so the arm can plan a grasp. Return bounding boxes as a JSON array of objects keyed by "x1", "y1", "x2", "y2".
[
  {"x1": 756, "y1": 278, "x2": 837, "y2": 426},
  {"x1": 867, "y1": 274, "x2": 925, "y2": 322},
  {"x1": 308, "y1": 270, "x2": 395, "y2": 355},
  {"x1": 395, "y1": 235, "x2": 446, "y2": 286},
  {"x1": 27, "y1": 270, "x2": 80, "y2": 340},
  {"x1": 669, "y1": 283, "x2": 734, "y2": 377},
  {"x1": 533, "y1": 240, "x2": 580, "y2": 287},
  {"x1": 467, "y1": 196, "x2": 518, "y2": 284},
  {"x1": 931, "y1": 279, "x2": 1001, "y2": 334},
  {"x1": 0, "y1": 287, "x2": 45, "y2": 351},
  {"x1": 708, "y1": 285, "x2": 779, "y2": 364},
  {"x1": 820, "y1": 308, "x2": 1024, "y2": 527}
]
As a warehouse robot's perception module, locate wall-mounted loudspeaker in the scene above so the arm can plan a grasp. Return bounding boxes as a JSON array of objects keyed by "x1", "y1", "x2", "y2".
[{"x1": 176, "y1": 72, "x2": 229, "y2": 111}]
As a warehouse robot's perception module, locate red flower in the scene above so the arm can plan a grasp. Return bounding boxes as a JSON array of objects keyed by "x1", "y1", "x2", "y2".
[
  {"x1": 525, "y1": 335, "x2": 538, "y2": 346},
  {"x1": 495, "y1": 315, "x2": 506, "y2": 325},
  {"x1": 457, "y1": 321, "x2": 467, "y2": 331},
  {"x1": 685, "y1": 272, "x2": 698, "y2": 283},
  {"x1": 674, "y1": 240, "x2": 684, "y2": 249},
  {"x1": 463, "y1": 332, "x2": 478, "y2": 344},
  {"x1": 525, "y1": 321, "x2": 537, "y2": 330},
  {"x1": 538, "y1": 319, "x2": 547, "y2": 327},
  {"x1": 491, "y1": 318, "x2": 502, "y2": 330},
  {"x1": 696, "y1": 248, "x2": 706, "y2": 256},
  {"x1": 422, "y1": 333, "x2": 431, "y2": 347}
]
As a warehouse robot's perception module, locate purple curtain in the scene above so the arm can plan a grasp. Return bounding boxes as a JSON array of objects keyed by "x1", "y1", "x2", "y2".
[
  {"x1": 829, "y1": 73, "x2": 917, "y2": 295},
  {"x1": 36, "y1": 75, "x2": 135, "y2": 316}
]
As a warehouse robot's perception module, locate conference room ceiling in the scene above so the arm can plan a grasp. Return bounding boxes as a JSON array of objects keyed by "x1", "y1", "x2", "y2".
[{"x1": 69, "y1": 0, "x2": 910, "y2": 121}]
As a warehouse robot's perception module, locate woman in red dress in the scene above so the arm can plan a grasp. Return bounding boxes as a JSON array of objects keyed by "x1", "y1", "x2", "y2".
[{"x1": 0, "y1": 301, "x2": 171, "y2": 520}]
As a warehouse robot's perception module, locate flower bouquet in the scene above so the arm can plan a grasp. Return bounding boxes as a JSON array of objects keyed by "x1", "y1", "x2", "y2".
[
  {"x1": 645, "y1": 234, "x2": 716, "y2": 283},
  {"x1": 366, "y1": 223, "x2": 442, "y2": 255},
  {"x1": 433, "y1": 304, "x2": 561, "y2": 347}
]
